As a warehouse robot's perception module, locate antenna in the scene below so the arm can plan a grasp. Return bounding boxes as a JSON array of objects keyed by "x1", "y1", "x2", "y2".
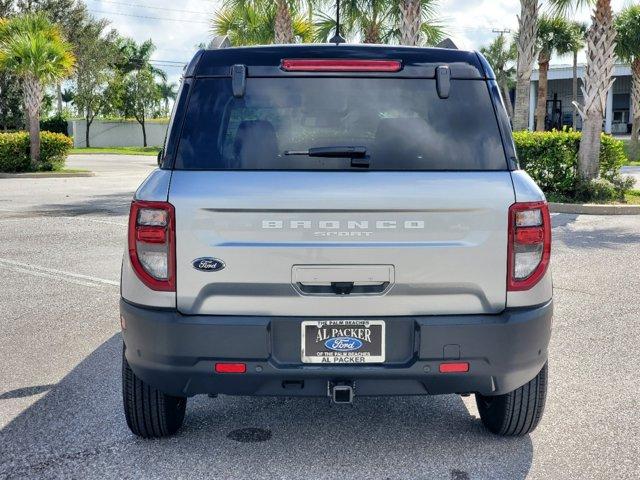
[{"x1": 329, "y1": 0, "x2": 345, "y2": 44}]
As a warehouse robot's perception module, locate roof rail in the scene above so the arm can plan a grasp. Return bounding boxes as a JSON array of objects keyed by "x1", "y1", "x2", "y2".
[{"x1": 208, "y1": 35, "x2": 231, "y2": 49}]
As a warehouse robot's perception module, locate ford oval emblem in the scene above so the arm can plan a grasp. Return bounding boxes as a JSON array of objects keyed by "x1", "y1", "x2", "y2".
[
  {"x1": 192, "y1": 257, "x2": 225, "y2": 272},
  {"x1": 325, "y1": 337, "x2": 363, "y2": 352}
]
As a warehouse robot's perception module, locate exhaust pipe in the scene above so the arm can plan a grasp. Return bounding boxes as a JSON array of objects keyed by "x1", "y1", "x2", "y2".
[{"x1": 330, "y1": 381, "x2": 354, "y2": 404}]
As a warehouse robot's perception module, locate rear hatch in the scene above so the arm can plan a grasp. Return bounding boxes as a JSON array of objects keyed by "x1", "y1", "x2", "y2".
[{"x1": 168, "y1": 61, "x2": 515, "y2": 316}]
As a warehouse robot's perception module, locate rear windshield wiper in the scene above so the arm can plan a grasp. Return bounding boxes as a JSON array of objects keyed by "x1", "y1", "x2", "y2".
[
  {"x1": 284, "y1": 146, "x2": 369, "y2": 168},
  {"x1": 284, "y1": 146, "x2": 365, "y2": 158}
]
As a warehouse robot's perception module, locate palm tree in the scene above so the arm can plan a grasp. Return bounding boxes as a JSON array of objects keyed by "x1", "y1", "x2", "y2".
[
  {"x1": 481, "y1": 34, "x2": 517, "y2": 119},
  {"x1": 0, "y1": 14, "x2": 75, "y2": 168},
  {"x1": 114, "y1": 38, "x2": 166, "y2": 81},
  {"x1": 552, "y1": 0, "x2": 614, "y2": 181},
  {"x1": 314, "y1": 0, "x2": 444, "y2": 45},
  {"x1": 61, "y1": 87, "x2": 75, "y2": 110},
  {"x1": 212, "y1": 2, "x2": 312, "y2": 45},
  {"x1": 513, "y1": 0, "x2": 540, "y2": 131},
  {"x1": 568, "y1": 22, "x2": 587, "y2": 129},
  {"x1": 395, "y1": 0, "x2": 445, "y2": 46},
  {"x1": 534, "y1": 16, "x2": 575, "y2": 131},
  {"x1": 615, "y1": 5, "x2": 640, "y2": 153},
  {"x1": 157, "y1": 80, "x2": 178, "y2": 117}
]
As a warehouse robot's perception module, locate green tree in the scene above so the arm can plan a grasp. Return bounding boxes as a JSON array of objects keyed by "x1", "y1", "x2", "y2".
[
  {"x1": 552, "y1": 0, "x2": 615, "y2": 181},
  {"x1": 534, "y1": 15, "x2": 575, "y2": 131},
  {"x1": 121, "y1": 68, "x2": 160, "y2": 147},
  {"x1": 17, "y1": 1, "x2": 90, "y2": 114},
  {"x1": 113, "y1": 37, "x2": 166, "y2": 81},
  {"x1": 513, "y1": 0, "x2": 541, "y2": 131},
  {"x1": 0, "y1": 13, "x2": 74, "y2": 167},
  {"x1": 212, "y1": 1, "x2": 312, "y2": 45},
  {"x1": 481, "y1": 33, "x2": 517, "y2": 118},
  {"x1": 395, "y1": 0, "x2": 445, "y2": 46},
  {"x1": 568, "y1": 21, "x2": 587, "y2": 129},
  {"x1": 615, "y1": 5, "x2": 640, "y2": 152},
  {"x1": 157, "y1": 80, "x2": 177, "y2": 117},
  {"x1": 73, "y1": 18, "x2": 118, "y2": 148},
  {"x1": 61, "y1": 87, "x2": 74, "y2": 109},
  {"x1": 0, "y1": 71, "x2": 23, "y2": 130}
]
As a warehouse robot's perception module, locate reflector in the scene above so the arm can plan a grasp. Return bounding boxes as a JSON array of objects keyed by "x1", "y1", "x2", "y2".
[
  {"x1": 439, "y1": 362, "x2": 469, "y2": 373},
  {"x1": 215, "y1": 363, "x2": 247, "y2": 374}
]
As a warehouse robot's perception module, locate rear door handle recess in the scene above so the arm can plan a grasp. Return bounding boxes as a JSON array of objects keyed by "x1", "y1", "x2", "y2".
[{"x1": 292, "y1": 265, "x2": 394, "y2": 296}]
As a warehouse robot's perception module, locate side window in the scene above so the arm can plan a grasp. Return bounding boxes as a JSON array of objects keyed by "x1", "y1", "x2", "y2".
[{"x1": 162, "y1": 80, "x2": 190, "y2": 167}]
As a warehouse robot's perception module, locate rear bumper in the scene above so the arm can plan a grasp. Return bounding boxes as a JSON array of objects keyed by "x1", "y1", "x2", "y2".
[{"x1": 120, "y1": 299, "x2": 552, "y2": 398}]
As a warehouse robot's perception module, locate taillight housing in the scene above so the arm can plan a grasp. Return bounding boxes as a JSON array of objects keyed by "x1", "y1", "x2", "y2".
[
  {"x1": 128, "y1": 200, "x2": 175, "y2": 291},
  {"x1": 507, "y1": 201, "x2": 551, "y2": 291}
]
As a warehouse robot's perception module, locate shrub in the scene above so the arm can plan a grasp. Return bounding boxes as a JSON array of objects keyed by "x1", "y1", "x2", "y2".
[
  {"x1": 0, "y1": 131, "x2": 73, "y2": 172},
  {"x1": 513, "y1": 130, "x2": 629, "y2": 202},
  {"x1": 40, "y1": 113, "x2": 69, "y2": 136}
]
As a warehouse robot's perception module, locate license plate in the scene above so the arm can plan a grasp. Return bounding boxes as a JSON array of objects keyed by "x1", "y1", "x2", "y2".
[{"x1": 301, "y1": 320, "x2": 385, "y2": 364}]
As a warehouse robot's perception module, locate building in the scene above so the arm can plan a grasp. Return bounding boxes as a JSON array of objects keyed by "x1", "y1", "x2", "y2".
[{"x1": 529, "y1": 63, "x2": 633, "y2": 134}]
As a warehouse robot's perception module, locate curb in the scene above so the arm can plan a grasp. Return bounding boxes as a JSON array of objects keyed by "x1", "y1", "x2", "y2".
[
  {"x1": 0, "y1": 172, "x2": 95, "y2": 179},
  {"x1": 550, "y1": 202, "x2": 640, "y2": 215}
]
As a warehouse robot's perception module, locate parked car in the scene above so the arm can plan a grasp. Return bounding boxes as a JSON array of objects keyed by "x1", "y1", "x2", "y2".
[{"x1": 120, "y1": 44, "x2": 552, "y2": 438}]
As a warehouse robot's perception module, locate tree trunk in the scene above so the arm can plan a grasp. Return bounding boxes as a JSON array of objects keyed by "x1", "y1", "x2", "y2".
[
  {"x1": 513, "y1": 0, "x2": 540, "y2": 131},
  {"x1": 141, "y1": 118, "x2": 147, "y2": 147},
  {"x1": 572, "y1": 50, "x2": 579, "y2": 130},
  {"x1": 56, "y1": 83, "x2": 63, "y2": 114},
  {"x1": 363, "y1": 24, "x2": 381, "y2": 44},
  {"x1": 274, "y1": 0, "x2": 294, "y2": 44},
  {"x1": 85, "y1": 114, "x2": 92, "y2": 149},
  {"x1": 535, "y1": 53, "x2": 550, "y2": 132},
  {"x1": 23, "y1": 76, "x2": 43, "y2": 169},
  {"x1": 630, "y1": 58, "x2": 640, "y2": 152},
  {"x1": 399, "y1": 0, "x2": 421, "y2": 46},
  {"x1": 576, "y1": 0, "x2": 616, "y2": 182},
  {"x1": 578, "y1": 112, "x2": 603, "y2": 180},
  {"x1": 502, "y1": 82, "x2": 514, "y2": 119}
]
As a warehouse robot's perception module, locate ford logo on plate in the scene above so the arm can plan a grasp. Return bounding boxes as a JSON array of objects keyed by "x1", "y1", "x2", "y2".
[
  {"x1": 325, "y1": 337, "x2": 363, "y2": 352},
  {"x1": 192, "y1": 257, "x2": 225, "y2": 272}
]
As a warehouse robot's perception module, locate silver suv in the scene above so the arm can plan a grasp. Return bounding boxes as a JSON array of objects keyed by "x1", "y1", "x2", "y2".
[{"x1": 120, "y1": 45, "x2": 552, "y2": 438}]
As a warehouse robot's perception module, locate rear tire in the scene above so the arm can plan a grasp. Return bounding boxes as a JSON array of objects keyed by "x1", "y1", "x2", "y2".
[
  {"x1": 122, "y1": 345, "x2": 187, "y2": 438},
  {"x1": 475, "y1": 362, "x2": 548, "y2": 436}
]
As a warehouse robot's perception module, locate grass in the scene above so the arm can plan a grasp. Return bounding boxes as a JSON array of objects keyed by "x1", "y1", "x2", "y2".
[
  {"x1": 625, "y1": 190, "x2": 640, "y2": 205},
  {"x1": 622, "y1": 140, "x2": 640, "y2": 166},
  {"x1": 69, "y1": 146, "x2": 160, "y2": 156}
]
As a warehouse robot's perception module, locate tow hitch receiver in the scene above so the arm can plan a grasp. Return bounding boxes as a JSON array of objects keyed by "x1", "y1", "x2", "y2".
[{"x1": 329, "y1": 381, "x2": 354, "y2": 404}]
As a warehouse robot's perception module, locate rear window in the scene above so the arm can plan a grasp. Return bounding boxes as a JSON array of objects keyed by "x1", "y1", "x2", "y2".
[{"x1": 174, "y1": 77, "x2": 507, "y2": 170}]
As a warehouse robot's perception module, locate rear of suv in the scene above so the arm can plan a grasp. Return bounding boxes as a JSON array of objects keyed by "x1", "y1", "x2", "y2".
[{"x1": 120, "y1": 45, "x2": 552, "y2": 438}]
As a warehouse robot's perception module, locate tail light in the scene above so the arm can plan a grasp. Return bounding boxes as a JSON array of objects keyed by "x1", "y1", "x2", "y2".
[
  {"x1": 128, "y1": 200, "x2": 175, "y2": 291},
  {"x1": 281, "y1": 59, "x2": 402, "y2": 72},
  {"x1": 507, "y1": 202, "x2": 551, "y2": 291}
]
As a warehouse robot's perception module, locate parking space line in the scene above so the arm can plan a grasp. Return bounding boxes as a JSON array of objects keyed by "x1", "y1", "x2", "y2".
[{"x1": 0, "y1": 258, "x2": 118, "y2": 288}]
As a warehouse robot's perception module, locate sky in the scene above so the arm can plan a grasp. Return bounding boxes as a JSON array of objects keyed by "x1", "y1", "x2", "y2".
[{"x1": 85, "y1": 0, "x2": 634, "y2": 84}]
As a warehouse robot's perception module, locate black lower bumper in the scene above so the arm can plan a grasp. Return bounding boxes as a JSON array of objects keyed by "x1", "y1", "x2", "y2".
[{"x1": 120, "y1": 299, "x2": 552, "y2": 398}]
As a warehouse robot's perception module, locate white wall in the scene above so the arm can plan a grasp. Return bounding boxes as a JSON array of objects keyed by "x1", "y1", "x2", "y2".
[{"x1": 69, "y1": 119, "x2": 169, "y2": 148}]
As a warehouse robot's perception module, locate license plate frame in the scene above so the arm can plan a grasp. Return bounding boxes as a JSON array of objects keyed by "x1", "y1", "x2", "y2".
[{"x1": 300, "y1": 320, "x2": 385, "y2": 364}]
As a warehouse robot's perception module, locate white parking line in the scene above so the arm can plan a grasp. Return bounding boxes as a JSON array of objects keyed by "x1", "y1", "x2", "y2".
[{"x1": 0, "y1": 258, "x2": 118, "y2": 288}]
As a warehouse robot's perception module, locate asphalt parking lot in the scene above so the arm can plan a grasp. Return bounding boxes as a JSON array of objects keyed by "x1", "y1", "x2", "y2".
[{"x1": 1, "y1": 155, "x2": 639, "y2": 479}]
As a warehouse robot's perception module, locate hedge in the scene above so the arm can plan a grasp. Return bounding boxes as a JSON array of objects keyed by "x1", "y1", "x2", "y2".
[
  {"x1": 513, "y1": 130, "x2": 628, "y2": 199},
  {"x1": 0, "y1": 131, "x2": 73, "y2": 173}
]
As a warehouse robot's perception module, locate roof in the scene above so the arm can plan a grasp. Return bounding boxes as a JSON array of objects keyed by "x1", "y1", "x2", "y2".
[
  {"x1": 185, "y1": 44, "x2": 493, "y2": 80},
  {"x1": 531, "y1": 63, "x2": 632, "y2": 81}
]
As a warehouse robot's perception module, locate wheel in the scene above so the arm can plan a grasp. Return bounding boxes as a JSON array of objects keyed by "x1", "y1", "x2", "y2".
[
  {"x1": 122, "y1": 344, "x2": 187, "y2": 438},
  {"x1": 475, "y1": 362, "x2": 548, "y2": 436}
]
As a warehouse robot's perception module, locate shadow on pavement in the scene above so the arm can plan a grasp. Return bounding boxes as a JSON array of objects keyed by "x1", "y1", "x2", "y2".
[
  {"x1": 7, "y1": 192, "x2": 134, "y2": 219},
  {"x1": 555, "y1": 225, "x2": 640, "y2": 250},
  {"x1": 0, "y1": 335, "x2": 534, "y2": 479}
]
